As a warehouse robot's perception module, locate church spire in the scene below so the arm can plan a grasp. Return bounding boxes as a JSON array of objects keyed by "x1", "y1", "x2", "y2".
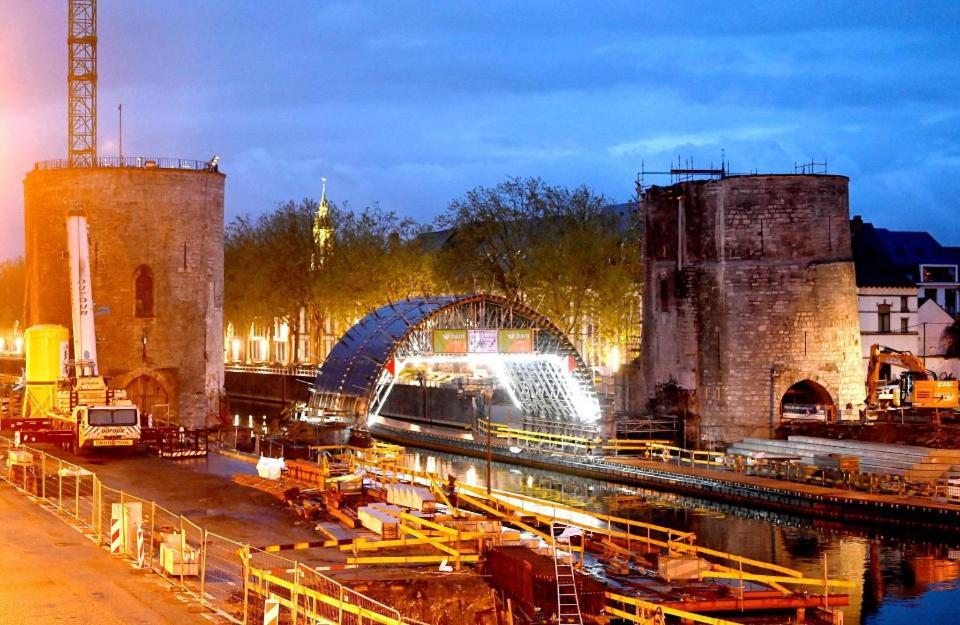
[{"x1": 312, "y1": 177, "x2": 333, "y2": 269}]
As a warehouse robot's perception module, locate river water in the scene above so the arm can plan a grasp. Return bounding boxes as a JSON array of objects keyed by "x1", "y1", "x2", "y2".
[{"x1": 399, "y1": 446, "x2": 960, "y2": 625}]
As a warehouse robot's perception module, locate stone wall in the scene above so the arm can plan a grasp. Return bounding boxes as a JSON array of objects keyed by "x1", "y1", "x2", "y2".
[
  {"x1": 640, "y1": 175, "x2": 864, "y2": 444},
  {"x1": 23, "y1": 166, "x2": 225, "y2": 428}
]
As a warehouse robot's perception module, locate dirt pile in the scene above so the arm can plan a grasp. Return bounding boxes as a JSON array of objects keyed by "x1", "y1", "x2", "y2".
[
  {"x1": 777, "y1": 421, "x2": 960, "y2": 449},
  {"x1": 345, "y1": 571, "x2": 496, "y2": 625}
]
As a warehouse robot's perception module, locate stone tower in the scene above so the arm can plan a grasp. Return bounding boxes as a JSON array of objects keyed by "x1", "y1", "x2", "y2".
[
  {"x1": 23, "y1": 160, "x2": 225, "y2": 428},
  {"x1": 640, "y1": 174, "x2": 863, "y2": 445}
]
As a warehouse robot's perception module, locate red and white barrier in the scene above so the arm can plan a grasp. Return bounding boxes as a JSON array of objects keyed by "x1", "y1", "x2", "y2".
[
  {"x1": 136, "y1": 524, "x2": 145, "y2": 568},
  {"x1": 110, "y1": 505, "x2": 124, "y2": 555}
]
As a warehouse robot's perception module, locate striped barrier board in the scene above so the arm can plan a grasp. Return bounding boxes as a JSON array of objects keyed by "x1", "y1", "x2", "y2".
[
  {"x1": 110, "y1": 504, "x2": 124, "y2": 555},
  {"x1": 263, "y1": 596, "x2": 280, "y2": 625},
  {"x1": 257, "y1": 538, "x2": 351, "y2": 552},
  {"x1": 136, "y1": 524, "x2": 145, "y2": 568}
]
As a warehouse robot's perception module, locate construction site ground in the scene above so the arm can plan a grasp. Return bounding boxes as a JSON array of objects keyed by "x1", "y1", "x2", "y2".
[
  {"x1": 0, "y1": 484, "x2": 212, "y2": 625},
  {"x1": 18, "y1": 442, "x2": 498, "y2": 623},
  {"x1": 778, "y1": 420, "x2": 960, "y2": 449},
  {"x1": 607, "y1": 455, "x2": 960, "y2": 514}
]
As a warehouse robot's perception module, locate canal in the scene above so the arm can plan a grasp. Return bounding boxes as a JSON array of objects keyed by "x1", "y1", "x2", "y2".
[{"x1": 398, "y1": 446, "x2": 960, "y2": 625}]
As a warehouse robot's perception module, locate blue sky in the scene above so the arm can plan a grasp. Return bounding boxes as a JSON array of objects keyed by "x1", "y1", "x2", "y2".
[{"x1": 1, "y1": 1, "x2": 958, "y2": 260}]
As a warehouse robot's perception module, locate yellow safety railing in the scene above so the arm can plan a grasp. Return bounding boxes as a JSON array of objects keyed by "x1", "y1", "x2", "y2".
[{"x1": 606, "y1": 592, "x2": 742, "y2": 625}]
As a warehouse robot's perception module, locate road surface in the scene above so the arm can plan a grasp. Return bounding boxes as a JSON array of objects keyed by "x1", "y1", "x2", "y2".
[{"x1": 0, "y1": 485, "x2": 212, "y2": 625}]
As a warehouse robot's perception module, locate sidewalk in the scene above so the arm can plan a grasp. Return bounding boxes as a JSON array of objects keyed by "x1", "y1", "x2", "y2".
[{"x1": 0, "y1": 485, "x2": 211, "y2": 625}]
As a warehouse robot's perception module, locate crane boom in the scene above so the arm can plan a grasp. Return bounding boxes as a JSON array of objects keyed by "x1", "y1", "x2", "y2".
[{"x1": 66, "y1": 208, "x2": 99, "y2": 377}]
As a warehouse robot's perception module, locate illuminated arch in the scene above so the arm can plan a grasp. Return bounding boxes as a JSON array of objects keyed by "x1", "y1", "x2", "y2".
[{"x1": 310, "y1": 294, "x2": 599, "y2": 425}]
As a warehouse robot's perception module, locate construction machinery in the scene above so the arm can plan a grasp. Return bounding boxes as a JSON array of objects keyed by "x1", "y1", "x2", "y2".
[
  {"x1": 866, "y1": 343, "x2": 959, "y2": 414},
  {"x1": 11, "y1": 210, "x2": 140, "y2": 451}
]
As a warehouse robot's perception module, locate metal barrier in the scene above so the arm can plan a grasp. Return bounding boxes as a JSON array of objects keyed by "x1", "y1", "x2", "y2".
[
  {"x1": 33, "y1": 156, "x2": 216, "y2": 171},
  {"x1": 0, "y1": 436, "x2": 418, "y2": 625}
]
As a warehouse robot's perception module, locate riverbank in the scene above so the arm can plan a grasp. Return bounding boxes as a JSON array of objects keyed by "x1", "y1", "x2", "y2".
[{"x1": 369, "y1": 423, "x2": 960, "y2": 534}]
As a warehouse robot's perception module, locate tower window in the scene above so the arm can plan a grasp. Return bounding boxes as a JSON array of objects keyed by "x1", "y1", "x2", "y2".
[
  {"x1": 134, "y1": 265, "x2": 155, "y2": 318},
  {"x1": 658, "y1": 275, "x2": 671, "y2": 312}
]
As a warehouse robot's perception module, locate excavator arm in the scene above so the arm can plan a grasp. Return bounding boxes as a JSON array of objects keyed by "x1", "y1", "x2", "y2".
[{"x1": 866, "y1": 344, "x2": 932, "y2": 407}]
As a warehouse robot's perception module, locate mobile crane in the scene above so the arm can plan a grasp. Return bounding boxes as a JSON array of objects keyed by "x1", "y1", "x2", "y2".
[
  {"x1": 14, "y1": 209, "x2": 141, "y2": 452},
  {"x1": 865, "y1": 343, "x2": 958, "y2": 421}
]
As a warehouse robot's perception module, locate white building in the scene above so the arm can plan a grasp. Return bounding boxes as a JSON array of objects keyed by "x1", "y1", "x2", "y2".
[{"x1": 852, "y1": 217, "x2": 960, "y2": 380}]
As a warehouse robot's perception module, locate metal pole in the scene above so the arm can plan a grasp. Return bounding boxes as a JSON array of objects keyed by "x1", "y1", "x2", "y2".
[
  {"x1": 149, "y1": 500, "x2": 156, "y2": 570},
  {"x1": 179, "y1": 516, "x2": 186, "y2": 590},
  {"x1": 118, "y1": 103, "x2": 123, "y2": 160},
  {"x1": 199, "y1": 529, "x2": 208, "y2": 609},
  {"x1": 241, "y1": 545, "x2": 250, "y2": 625},
  {"x1": 486, "y1": 418, "x2": 492, "y2": 496}
]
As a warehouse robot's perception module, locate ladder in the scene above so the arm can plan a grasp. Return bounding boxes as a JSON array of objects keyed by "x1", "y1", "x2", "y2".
[{"x1": 551, "y1": 521, "x2": 584, "y2": 625}]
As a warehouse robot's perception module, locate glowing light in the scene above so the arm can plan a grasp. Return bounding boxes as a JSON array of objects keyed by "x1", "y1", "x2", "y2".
[
  {"x1": 607, "y1": 345, "x2": 621, "y2": 372},
  {"x1": 14, "y1": 337, "x2": 23, "y2": 354},
  {"x1": 0, "y1": 337, "x2": 5, "y2": 352},
  {"x1": 526, "y1": 475, "x2": 534, "y2": 488},
  {"x1": 231, "y1": 338, "x2": 241, "y2": 362},
  {"x1": 426, "y1": 456, "x2": 437, "y2": 474},
  {"x1": 465, "y1": 465, "x2": 479, "y2": 487}
]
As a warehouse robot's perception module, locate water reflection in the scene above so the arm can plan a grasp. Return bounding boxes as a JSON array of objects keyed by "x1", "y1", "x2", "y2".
[{"x1": 398, "y1": 447, "x2": 960, "y2": 625}]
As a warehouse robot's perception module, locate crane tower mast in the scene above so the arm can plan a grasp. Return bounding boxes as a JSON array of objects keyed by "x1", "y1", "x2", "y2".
[{"x1": 68, "y1": 0, "x2": 97, "y2": 167}]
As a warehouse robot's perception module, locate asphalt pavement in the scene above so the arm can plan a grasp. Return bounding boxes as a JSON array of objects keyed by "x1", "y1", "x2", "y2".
[{"x1": 0, "y1": 485, "x2": 212, "y2": 625}]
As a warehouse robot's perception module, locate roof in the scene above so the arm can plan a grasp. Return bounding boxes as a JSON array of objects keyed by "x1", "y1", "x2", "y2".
[
  {"x1": 314, "y1": 296, "x2": 461, "y2": 399},
  {"x1": 851, "y1": 219, "x2": 960, "y2": 288}
]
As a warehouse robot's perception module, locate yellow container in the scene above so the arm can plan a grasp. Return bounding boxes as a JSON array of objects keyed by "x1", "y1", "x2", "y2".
[{"x1": 24, "y1": 324, "x2": 69, "y2": 384}]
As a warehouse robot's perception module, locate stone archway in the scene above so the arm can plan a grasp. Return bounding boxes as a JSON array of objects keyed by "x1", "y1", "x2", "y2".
[
  {"x1": 113, "y1": 368, "x2": 177, "y2": 424},
  {"x1": 781, "y1": 379, "x2": 836, "y2": 421}
]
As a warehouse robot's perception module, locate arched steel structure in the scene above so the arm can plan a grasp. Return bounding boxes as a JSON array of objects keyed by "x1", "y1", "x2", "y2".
[{"x1": 308, "y1": 294, "x2": 599, "y2": 425}]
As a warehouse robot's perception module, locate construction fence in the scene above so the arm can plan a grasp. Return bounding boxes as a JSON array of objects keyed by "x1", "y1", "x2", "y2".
[{"x1": 0, "y1": 436, "x2": 419, "y2": 625}]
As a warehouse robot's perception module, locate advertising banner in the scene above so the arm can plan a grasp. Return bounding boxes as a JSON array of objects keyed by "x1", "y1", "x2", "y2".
[
  {"x1": 468, "y1": 329, "x2": 498, "y2": 353},
  {"x1": 432, "y1": 329, "x2": 468, "y2": 353},
  {"x1": 498, "y1": 329, "x2": 535, "y2": 353}
]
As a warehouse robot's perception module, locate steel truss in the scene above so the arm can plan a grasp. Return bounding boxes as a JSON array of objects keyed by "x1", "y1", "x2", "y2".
[
  {"x1": 306, "y1": 295, "x2": 599, "y2": 431},
  {"x1": 68, "y1": 0, "x2": 97, "y2": 167}
]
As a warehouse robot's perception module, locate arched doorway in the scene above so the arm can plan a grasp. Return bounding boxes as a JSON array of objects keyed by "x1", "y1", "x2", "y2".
[
  {"x1": 124, "y1": 374, "x2": 170, "y2": 424},
  {"x1": 781, "y1": 379, "x2": 835, "y2": 421}
]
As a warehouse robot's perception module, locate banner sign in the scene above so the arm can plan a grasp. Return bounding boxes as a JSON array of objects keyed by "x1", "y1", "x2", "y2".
[
  {"x1": 432, "y1": 329, "x2": 468, "y2": 354},
  {"x1": 468, "y1": 329, "x2": 498, "y2": 353},
  {"x1": 498, "y1": 329, "x2": 535, "y2": 353}
]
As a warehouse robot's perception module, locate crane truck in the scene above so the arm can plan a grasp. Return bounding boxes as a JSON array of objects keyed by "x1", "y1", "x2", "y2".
[{"x1": 12, "y1": 209, "x2": 141, "y2": 452}]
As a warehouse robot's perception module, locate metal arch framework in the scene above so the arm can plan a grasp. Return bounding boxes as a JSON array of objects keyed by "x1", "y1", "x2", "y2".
[{"x1": 308, "y1": 294, "x2": 599, "y2": 426}]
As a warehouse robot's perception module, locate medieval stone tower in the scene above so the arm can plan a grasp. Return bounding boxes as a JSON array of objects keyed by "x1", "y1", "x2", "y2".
[
  {"x1": 640, "y1": 174, "x2": 863, "y2": 445},
  {"x1": 23, "y1": 161, "x2": 225, "y2": 428}
]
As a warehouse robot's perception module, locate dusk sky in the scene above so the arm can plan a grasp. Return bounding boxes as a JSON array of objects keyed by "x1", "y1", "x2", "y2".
[{"x1": 1, "y1": 1, "x2": 958, "y2": 260}]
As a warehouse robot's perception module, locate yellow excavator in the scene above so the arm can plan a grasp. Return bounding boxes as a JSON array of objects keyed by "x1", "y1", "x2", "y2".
[{"x1": 866, "y1": 344, "x2": 958, "y2": 419}]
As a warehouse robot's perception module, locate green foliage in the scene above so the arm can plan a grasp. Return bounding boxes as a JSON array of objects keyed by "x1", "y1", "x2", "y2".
[
  {"x1": 224, "y1": 177, "x2": 642, "y2": 362},
  {"x1": 436, "y1": 177, "x2": 641, "y2": 341},
  {"x1": 0, "y1": 257, "x2": 25, "y2": 331},
  {"x1": 224, "y1": 199, "x2": 437, "y2": 359}
]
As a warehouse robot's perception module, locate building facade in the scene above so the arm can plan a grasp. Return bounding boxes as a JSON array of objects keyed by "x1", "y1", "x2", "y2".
[
  {"x1": 23, "y1": 160, "x2": 225, "y2": 428},
  {"x1": 851, "y1": 218, "x2": 960, "y2": 378},
  {"x1": 640, "y1": 175, "x2": 864, "y2": 445}
]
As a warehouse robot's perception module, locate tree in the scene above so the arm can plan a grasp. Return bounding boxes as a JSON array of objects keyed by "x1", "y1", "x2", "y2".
[
  {"x1": 0, "y1": 257, "x2": 25, "y2": 332},
  {"x1": 435, "y1": 177, "x2": 642, "y2": 348},
  {"x1": 225, "y1": 199, "x2": 317, "y2": 361},
  {"x1": 224, "y1": 199, "x2": 438, "y2": 362},
  {"x1": 943, "y1": 318, "x2": 960, "y2": 357}
]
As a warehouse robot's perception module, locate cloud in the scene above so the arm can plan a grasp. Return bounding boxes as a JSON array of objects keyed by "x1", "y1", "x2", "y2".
[{"x1": 1, "y1": 1, "x2": 959, "y2": 259}]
